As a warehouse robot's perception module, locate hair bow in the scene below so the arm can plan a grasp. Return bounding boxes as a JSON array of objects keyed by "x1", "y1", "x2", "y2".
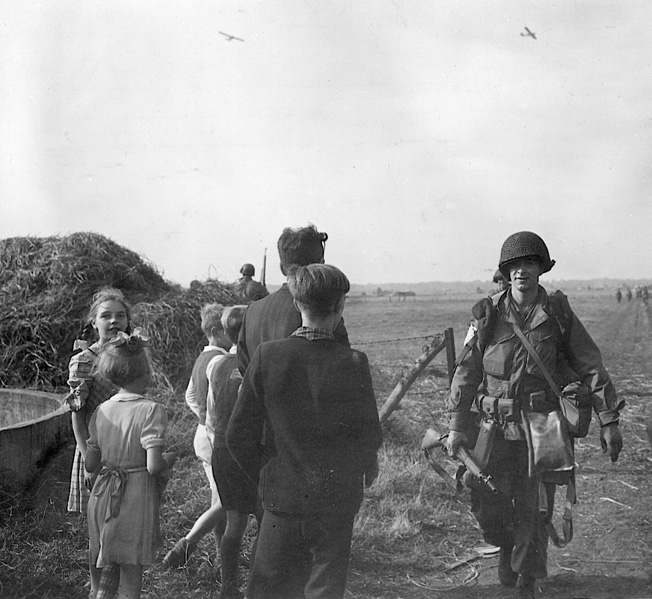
[{"x1": 109, "y1": 328, "x2": 149, "y2": 350}]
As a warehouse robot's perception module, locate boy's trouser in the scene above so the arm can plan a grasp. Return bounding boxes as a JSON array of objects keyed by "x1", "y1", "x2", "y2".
[
  {"x1": 470, "y1": 435, "x2": 553, "y2": 580},
  {"x1": 247, "y1": 510, "x2": 355, "y2": 599}
]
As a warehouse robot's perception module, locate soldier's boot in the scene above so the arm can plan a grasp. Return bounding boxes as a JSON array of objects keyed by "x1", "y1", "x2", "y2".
[
  {"x1": 517, "y1": 574, "x2": 536, "y2": 598},
  {"x1": 498, "y1": 545, "x2": 518, "y2": 588}
]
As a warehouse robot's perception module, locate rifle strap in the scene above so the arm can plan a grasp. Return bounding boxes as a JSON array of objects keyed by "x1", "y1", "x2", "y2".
[
  {"x1": 510, "y1": 323, "x2": 562, "y2": 398},
  {"x1": 539, "y1": 479, "x2": 576, "y2": 548}
]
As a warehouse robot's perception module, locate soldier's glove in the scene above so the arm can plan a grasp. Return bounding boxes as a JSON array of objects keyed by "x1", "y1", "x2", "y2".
[
  {"x1": 445, "y1": 430, "x2": 466, "y2": 458},
  {"x1": 600, "y1": 423, "x2": 623, "y2": 463}
]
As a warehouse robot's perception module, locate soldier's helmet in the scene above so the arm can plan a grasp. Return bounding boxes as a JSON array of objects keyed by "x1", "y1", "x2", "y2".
[
  {"x1": 240, "y1": 263, "x2": 255, "y2": 276},
  {"x1": 498, "y1": 231, "x2": 555, "y2": 277}
]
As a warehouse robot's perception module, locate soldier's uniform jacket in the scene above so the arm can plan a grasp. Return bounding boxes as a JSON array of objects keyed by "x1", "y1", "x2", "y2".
[{"x1": 448, "y1": 287, "x2": 623, "y2": 434}]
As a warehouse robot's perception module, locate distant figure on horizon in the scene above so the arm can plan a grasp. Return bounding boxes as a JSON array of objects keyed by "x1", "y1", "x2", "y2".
[
  {"x1": 235, "y1": 263, "x2": 269, "y2": 302},
  {"x1": 489, "y1": 269, "x2": 510, "y2": 296}
]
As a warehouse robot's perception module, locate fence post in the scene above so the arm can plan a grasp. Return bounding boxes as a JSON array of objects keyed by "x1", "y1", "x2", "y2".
[
  {"x1": 445, "y1": 327, "x2": 456, "y2": 384},
  {"x1": 378, "y1": 334, "x2": 448, "y2": 424}
]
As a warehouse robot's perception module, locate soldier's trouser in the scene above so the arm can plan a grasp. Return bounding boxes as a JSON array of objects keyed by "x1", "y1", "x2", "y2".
[{"x1": 470, "y1": 433, "x2": 554, "y2": 580}]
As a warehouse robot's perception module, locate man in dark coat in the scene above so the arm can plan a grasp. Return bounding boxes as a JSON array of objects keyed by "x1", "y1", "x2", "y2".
[
  {"x1": 227, "y1": 264, "x2": 381, "y2": 599},
  {"x1": 237, "y1": 224, "x2": 349, "y2": 375}
]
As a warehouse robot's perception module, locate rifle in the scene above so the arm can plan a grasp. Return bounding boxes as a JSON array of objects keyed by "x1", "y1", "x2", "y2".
[
  {"x1": 421, "y1": 428, "x2": 498, "y2": 494},
  {"x1": 260, "y1": 248, "x2": 267, "y2": 287}
]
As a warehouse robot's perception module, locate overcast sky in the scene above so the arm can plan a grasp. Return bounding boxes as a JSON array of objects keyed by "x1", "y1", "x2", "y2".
[{"x1": 2, "y1": 1, "x2": 650, "y2": 287}]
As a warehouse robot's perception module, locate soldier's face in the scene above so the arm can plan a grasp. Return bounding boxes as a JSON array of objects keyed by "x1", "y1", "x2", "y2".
[{"x1": 507, "y1": 257, "x2": 542, "y2": 293}]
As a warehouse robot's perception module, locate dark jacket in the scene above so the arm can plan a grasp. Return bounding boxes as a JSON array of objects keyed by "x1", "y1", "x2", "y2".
[
  {"x1": 226, "y1": 336, "x2": 382, "y2": 515},
  {"x1": 237, "y1": 283, "x2": 350, "y2": 374},
  {"x1": 449, "y1": 287, "x2": 623, "y2": 433},
  {"x1": 207, "y1": 353, "x2": 243, "y2": 450}
]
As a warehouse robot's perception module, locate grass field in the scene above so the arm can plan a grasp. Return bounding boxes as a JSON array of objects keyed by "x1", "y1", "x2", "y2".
[{"x1": 2, "y1": 288, "x2": 650, "y2": 599}]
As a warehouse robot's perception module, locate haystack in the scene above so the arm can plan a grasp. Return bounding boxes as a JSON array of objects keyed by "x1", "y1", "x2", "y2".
[
  {"x1": 0, "y1": 232, "x2": 242, "y2": 390},
  {"x1": 132, "y1": 279, "x2": 242, "y2": 389}
]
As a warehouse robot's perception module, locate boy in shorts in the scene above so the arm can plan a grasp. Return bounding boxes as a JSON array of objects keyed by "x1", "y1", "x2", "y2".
[
  {"x1": 227, "y1": 264, "x2": 383, "y2": 599},
  {"x1": 164, "y1": 304, "x2": 228, "y2": 568},
  {"x1": 206, "y1": 305, "x2": 258, "y2": 599}
]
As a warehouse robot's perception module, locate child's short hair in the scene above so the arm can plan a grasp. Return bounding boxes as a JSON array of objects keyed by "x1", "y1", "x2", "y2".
[
  {"x1": 221, "y1": 305, "x2": 247, "y2": 345},
  {"x1": 87, "y1": 287, "x2": 132, "y2": 325},
  {"x1": 277, "y1": 224, "x2": 328, "y2": 275},
  {"x1": 200, "y1": 304, "x2": 225, "y2": 337},
  {"x1": 287, "y1": 264, "x2": 350, "y2": 317},
  {"x1": 97, "y1": 336, "x2": 152, "y2": 388}
]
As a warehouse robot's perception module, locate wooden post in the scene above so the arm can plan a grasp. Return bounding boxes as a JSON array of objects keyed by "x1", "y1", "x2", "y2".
[
  {"x1": 378, "y1": 334, "x2": 447, "y2": 423},
  {"x1": 444, "y1": 327, "x2": 456, "y2": 384}
]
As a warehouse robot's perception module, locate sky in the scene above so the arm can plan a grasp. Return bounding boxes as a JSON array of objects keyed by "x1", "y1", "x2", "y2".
[{"x1": 1, "y1": 1, "x2": 651, "y2": 287}]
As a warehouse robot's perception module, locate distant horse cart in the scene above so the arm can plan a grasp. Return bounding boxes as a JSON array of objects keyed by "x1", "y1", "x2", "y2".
[{"x1": 391, "y1": 290, "x2": 416, "y2": 302}]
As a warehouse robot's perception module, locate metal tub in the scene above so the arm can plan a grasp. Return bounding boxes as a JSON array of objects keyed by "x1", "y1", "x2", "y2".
[{"x1": 0, "y1": 389, "x2": 72, "y2": 488}]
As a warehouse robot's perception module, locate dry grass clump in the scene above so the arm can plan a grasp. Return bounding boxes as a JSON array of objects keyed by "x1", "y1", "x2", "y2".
[{"x1": 0, "y1": 232, "x2": 173, "y2": 389}]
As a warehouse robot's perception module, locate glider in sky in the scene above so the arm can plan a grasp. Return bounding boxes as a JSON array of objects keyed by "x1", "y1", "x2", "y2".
[
  {"x1": 219, "y1": 31, "x2": 244, "y2": 42},
  {"x1": 520, "y1": 26, "x2": 536, "y2": 40}
]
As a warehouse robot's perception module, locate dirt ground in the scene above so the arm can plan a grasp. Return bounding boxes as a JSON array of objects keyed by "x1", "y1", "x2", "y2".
[{"x1": 394, "y1": 294, "x2": 652, "y2": 599}]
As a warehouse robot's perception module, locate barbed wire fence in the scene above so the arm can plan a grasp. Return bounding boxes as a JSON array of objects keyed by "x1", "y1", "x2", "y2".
[{"x1": 352, "y1": 329, "x2": 457, "y2": 424}]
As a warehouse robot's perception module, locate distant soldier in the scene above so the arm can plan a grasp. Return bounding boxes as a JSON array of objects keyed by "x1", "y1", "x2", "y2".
[
  {"x1": 489, "y1": 269, "x2": 510, "y2": 296},
  {"x1": 642, "y1": 286, "x2": 649, "y2": 305},
  {"x1": 615, "y1": 288, "x2": 622, "y2": 303},
  {"x1": 625, "y1": 287, "x2": 632, "y2": 302},
  {"x1": 236, "y1": 263, "x2": 269, "y2": 302}
]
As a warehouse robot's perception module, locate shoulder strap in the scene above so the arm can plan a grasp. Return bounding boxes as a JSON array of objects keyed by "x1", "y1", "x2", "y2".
[
  {"x1": 548, "y1": 290, "x2": 574, "y2": 344},
  {"x1": 539, "y1": 479, "x2": 576, "y2": 548},
  {"x1": 511, "y1": 322, "x2": 561, "y2": 398},
  {"x1": 453, "y1": 334, "x2": 476, "y2": 373}
]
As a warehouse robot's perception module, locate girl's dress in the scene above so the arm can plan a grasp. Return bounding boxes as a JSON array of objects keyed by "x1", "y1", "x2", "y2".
[
  {"x1": 65, "y1": 342, "x2": 118, "y2": 513},
  {"x1": 86, "y1": 392, "x2": 167, "y2": 566}
]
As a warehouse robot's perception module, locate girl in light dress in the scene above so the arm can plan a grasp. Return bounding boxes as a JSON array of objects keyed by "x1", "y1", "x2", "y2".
[{"x1": 85, "y1": 331, "x2": 177, "y2": 599}]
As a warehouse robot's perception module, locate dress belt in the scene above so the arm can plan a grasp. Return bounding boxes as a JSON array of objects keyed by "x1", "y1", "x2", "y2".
[{"x1": 93, "y1": 465, "x2": 148, "y2": 522}]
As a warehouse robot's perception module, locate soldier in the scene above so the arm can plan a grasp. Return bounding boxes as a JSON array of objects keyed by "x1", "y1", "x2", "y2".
[
  {"x1": 236, "y1": 263, "x2": 269, "y2": 302},
  {"x1": 490, "y1": 269, "x2": 510, "y2": 296},
  {"x1": 446, "y1": 231, "x2": 623, "y2": 599}
]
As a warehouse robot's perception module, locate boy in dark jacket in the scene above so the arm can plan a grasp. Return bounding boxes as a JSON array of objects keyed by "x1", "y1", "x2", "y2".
[{"x1": 226, "y1": 264, "x2": 382, "y2": 599}]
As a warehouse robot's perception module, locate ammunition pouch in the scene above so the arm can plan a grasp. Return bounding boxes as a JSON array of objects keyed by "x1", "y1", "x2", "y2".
[{"x1": 475, "y1": 395, "x2": 519, "y2": 424}]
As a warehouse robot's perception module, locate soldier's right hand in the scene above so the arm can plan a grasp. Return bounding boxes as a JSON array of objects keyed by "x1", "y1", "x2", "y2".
[
  {"x1": 600, "y1": 423, "x2": 623, "y2": 463},
  {"x1": 445, "y1": 431, "x2": 466, "y2": 458}
]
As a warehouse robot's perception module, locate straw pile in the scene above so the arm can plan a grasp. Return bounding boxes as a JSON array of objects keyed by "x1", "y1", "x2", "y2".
[
  {"x1": 132, "y1": 279, "x2": 242, "y2": 389},
  {"x1": 0, "y1": 232, "x2": 242, "y2": 390}
]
